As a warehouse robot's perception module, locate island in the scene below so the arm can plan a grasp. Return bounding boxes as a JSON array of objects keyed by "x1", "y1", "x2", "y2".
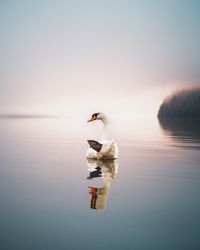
[{"x1": 158, "y1": 87, "x2": 200, "y2": 119}]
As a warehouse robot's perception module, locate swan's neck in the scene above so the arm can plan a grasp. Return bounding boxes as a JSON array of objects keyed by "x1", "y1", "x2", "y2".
[{"x1": 101, "y1": 118, "x2": 111, "y2": 141}]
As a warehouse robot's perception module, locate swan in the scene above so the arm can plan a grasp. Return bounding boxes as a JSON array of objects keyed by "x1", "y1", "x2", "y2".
[{"x1": 86, "y1": 112, "x2": 119, "y2": 160}]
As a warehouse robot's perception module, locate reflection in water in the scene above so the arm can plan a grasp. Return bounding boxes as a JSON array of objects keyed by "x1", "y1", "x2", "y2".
[
  {"x1": 0, "y1": 118, "x2": 199, "y2": 249},
  {"x1": 159, "y1": 118, "x2": 200, "y2": 149},
  {"x1": 87, "y1": 159, "x2": 118, "y2": 210}
]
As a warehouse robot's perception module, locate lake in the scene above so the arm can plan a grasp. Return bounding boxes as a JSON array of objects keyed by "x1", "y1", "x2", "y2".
[{"x1": 0, "y1": 117, "x2": 199, "y2": 250}]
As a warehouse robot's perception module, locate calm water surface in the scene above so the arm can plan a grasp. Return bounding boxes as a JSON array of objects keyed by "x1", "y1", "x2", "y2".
[{"x1": 0, "y1": 117, "x2": 200, "y2": 250}]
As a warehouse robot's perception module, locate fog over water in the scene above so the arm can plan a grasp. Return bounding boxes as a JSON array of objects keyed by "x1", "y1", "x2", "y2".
[
  {"x1": 1, "y1": 1, "x2": 200, "y2": 249},
  {"x1": 1, "y1": 0, "x2": 200, "y2": 116}
]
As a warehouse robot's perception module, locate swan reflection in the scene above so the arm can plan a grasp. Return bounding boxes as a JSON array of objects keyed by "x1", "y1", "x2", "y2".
[{"x1": 87, "y1": 159, "x2": 118, "y2": 210}]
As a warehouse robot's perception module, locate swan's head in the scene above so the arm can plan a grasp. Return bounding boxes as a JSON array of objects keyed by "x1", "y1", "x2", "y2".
[{"x1": 87, "y1": 112, "x2": 107, "y2": 123}]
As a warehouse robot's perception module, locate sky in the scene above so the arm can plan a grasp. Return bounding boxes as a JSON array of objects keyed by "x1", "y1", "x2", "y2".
[{"x1": 0, "y1": 0, "x2": 200, "y2": 119}]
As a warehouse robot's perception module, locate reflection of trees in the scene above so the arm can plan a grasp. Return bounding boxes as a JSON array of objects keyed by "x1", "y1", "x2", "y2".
[
  {"x1": 87, "y1": 159, "x2": 118, "y2": 210},
  {"x1": 158, "y1": 118, "x2": 200, "y2": 149},
  {"x1": 158, "y1": 88, "x2": 200, "y2": 118}
]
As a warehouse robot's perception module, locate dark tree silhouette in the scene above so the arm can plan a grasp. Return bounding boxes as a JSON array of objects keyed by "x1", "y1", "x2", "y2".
[{"x1": 158, "y1": 87, "x2": 200, "y2": 118}]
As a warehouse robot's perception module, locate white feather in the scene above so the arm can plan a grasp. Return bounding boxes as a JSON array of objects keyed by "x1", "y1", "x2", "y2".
[{"x1": 86, "y1": 113, "x2": 119, "y2": 160}]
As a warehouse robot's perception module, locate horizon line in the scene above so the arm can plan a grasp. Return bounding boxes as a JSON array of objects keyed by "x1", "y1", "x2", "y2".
[{"x1": 0, "y1": 113, "x2": 66, "y2": 119}]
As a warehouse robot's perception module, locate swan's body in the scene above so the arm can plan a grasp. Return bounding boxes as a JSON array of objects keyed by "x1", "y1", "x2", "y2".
[{"x1": 86, "y1": 113, "x2": 119, "y2": 160}]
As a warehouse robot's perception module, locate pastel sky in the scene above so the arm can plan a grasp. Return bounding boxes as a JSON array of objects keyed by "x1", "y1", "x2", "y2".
[{"x1": 0, "y1": 0, "x2": 200, "y2": 117}]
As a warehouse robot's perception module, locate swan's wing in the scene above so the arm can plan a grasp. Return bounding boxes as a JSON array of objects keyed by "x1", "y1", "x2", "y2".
[
  {"x1": 87, "y1": 140, "x2": 103, "y2": 152},
  {"x1": 100, "y1": 141, "x2": 114, "y2": 154}
]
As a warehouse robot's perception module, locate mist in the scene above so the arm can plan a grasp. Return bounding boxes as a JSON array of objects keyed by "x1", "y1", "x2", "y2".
[{"x1": 1, "y1": 0, "x2": 200, "y2": 118}]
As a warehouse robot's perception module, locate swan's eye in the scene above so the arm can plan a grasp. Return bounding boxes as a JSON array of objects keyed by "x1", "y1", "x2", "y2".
[
  {"x1": 87, "y1": 113, "x2": 99, "y2": 122},
  {"x1": 92, "y1": 113, "x2": 99, "y2": 119}
]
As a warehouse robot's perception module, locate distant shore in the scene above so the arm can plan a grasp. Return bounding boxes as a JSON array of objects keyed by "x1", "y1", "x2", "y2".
[
  {"x1": 0, "y1": 114, "x2": 61, "y2": 119},
  {"x1": 158, "y1": 87, "x2": 200, "y2": 119}
]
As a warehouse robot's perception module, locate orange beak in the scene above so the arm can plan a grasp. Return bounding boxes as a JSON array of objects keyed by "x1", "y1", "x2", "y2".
[
  {"x1": 88, "y1": 187, "x2": 97, "y2": 194},
  {"x1": 87, "y1": 116, "x2": 96, "y2": 122}
]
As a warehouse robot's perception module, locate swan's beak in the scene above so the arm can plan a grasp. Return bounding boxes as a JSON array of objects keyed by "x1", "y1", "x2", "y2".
[
  {"x1": 88, "y1": 187, "x2": 97, "y2": 194},
  {"x1": 87, "y1": 117, "x2": 96, "y2": 122}
]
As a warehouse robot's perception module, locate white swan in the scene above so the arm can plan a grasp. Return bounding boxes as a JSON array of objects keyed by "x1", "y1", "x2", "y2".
[{"x1": 86, "y1": 113, "x2": 119, "y2": 160}]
